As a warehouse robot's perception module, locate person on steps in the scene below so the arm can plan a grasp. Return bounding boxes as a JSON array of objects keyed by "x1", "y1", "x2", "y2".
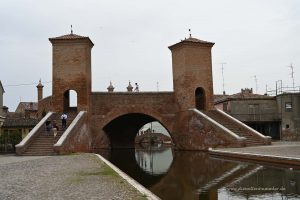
[
  {"x1": 46, "y1": 120, "x2": 53, "y2": 134},
  {"x1": 52, "y1": 121, "x2": 58, "y2": 138},
  {"x1": 61, "y1": 112, "x2": 68, "y2": 130}
]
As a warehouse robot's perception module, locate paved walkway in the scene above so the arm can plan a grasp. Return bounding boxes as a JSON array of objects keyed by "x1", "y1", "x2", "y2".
[
  {"x1": 210, "y1": 141, "x2": 300, "y2": 167},
  {"x1": 215, "y1": 141, "x2": 300, "y2": 158},
  {"x1": 0, "y1": 153, "x2": 147, "y2": 200}
]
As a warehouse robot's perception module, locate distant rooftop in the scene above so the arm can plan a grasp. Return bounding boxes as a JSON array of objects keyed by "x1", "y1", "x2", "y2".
[
  {"x1": 15, "y1": 102, "x2": 38, "y2": 112},
  {"x1": 214, "y1": 88, "x2": 274, "y2": 104},
  {"x1": 3, "y1": 115, "x2": 38, "y2": 128}
]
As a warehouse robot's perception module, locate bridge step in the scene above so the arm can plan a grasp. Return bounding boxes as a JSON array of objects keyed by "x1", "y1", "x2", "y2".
[
  {"x1": 21, "y1": 111, "x2": 77, "y2": 156},
  {"x1": 204, "y1": 110, "x2": 266, "y2": 146}
]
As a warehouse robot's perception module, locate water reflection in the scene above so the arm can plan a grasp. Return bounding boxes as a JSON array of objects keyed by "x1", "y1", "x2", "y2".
[
  {"x1": 98, "y1": 146, "x2": 300, "y2": 200},
  {"x1": 135, "y1": 144, "x2": 173, "y2": 175}
]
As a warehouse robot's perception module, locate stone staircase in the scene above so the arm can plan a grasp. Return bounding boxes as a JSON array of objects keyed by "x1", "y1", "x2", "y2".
[
  {"x1": 204, "y1": 110, "x2": 266, "y2": 146},
  {"x1": 22, "y1": 112, "x2": 77, "y2": 156}
]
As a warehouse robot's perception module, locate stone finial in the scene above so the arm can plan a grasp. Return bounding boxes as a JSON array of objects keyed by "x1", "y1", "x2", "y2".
[
  {"x1": 107, "y1": 81, "x2": 114, "y2": 92},
  {"x1": 36, "y1": 79, "x2": 44, "y2": 88},
  {"x1": 36, "y1": 79, "x2": 44, "y2": 101},
  {"x1": 127, "y1": 81, "x2": 133, "y2": 92}
]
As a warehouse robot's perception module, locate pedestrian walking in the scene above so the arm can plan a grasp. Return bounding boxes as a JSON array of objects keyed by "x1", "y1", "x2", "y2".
[
  {"x1": 61, "y1": 112, "x2": 68, "y2": 130},
  {"x1": 45, "y1": 120, "x2": 53, "y2": 134}
]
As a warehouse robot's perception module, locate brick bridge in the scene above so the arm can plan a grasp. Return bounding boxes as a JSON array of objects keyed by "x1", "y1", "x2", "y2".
[{"x1": 16, "y1": 32, "x2": 271, "y2": 155}]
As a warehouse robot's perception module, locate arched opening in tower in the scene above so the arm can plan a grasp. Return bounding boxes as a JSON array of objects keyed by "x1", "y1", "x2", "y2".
[
  {"x1": 103, "y1": 113, "x2": 173, "y2": 149},
  {"x1": 195, "y1": 87, "x2": 205, "y2": 110},
  {"x1": 63, "y1": 89, "x2": 78, "y2": 112}
]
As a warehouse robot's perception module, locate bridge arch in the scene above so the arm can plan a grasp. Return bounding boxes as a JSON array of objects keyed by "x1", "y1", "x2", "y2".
[{"x1": 100, "y1": 106, "x2": 174, "y2": 149}]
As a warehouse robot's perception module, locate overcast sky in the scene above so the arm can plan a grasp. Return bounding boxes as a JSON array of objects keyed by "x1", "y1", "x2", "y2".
[{"x1": 1, "y1": 0, "x2": 299, "y2": 111}]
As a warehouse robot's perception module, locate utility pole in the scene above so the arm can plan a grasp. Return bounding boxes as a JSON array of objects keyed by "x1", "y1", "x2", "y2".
[
  {"x1": 288, "y1": 63, "x2": 295, "y2": 90},
  {"x1": 253, "y1": 75, "x2": 258, "y2": 94},
  {"x1": 219, "y1": 62, "x2": 227, "y2": 95}
]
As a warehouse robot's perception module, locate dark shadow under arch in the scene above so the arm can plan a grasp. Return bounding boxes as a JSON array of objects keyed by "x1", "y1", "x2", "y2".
[
  {"x1": 195, "y1": 87, "x2": 205, "y2": 110},
  {"x1": 103, "y1": 113, "x2": 172, "y2": 149}
]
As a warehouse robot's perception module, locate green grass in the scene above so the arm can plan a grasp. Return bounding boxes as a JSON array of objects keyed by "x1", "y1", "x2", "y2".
[{"x1": 99, "y1": 164, "x2": 118, "y2": 177}]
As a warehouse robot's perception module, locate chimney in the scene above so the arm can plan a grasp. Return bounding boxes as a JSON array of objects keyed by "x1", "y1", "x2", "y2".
[{"x1": 36, "y1": 79, "x2": 44, "y2": 101}]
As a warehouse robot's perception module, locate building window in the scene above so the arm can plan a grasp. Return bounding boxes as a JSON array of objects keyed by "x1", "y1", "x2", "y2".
[
  {"x1": 285, "y1": 102, "x2": 292, "y2": 112},
  {"x1": 286, "y1": 124, "x2": 289, "y2": 129}
]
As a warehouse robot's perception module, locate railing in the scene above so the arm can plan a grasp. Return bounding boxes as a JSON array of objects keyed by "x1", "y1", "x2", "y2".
[{"x1": 266, "y1": 86, "x2": 300, "y2": 96}]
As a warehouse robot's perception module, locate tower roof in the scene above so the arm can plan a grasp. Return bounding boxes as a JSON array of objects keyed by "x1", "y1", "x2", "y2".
[
  {"x1": 168, "y1": 36, "x2": 214, "y2": 50},
  {"x1": 49, "y1": 33, "x2": 94, "y2": 46}
]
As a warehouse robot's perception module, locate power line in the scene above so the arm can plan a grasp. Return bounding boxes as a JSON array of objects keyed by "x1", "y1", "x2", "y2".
[{"x1": 4, "y1": 81, "x2": 51, "y2": 87}]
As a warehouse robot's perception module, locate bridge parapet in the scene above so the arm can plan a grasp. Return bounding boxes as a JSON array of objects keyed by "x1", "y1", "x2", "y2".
[{"x1": 54, "y1": 111, "x2": 91, "y2": 153}]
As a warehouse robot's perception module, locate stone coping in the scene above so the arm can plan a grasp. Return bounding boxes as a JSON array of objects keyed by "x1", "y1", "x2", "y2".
[
  {"x1": 92, "y1": 91, "x2": 174, "y2": 95},
  {"x1": 190, "y1": 108, "x2": 245, "y2": 140},
  {"x1": 95, "y1": 154, "x2": 160, "y2": 200}
]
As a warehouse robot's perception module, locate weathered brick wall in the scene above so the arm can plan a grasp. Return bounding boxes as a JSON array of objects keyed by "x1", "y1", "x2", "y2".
[
  {"x1": 50, "y1": 39, "x2": 93, "y2": 113},
  {"x1": 89, "y1": 92, "x2": 179, "y2": 149},
  {"x1": 54, "y1": 112, "x2": 92, "y2": 153},
  {"x1": 282, "y1": 129, "x2": 300, "y2": 141},
  {"x1": 172, "y1": 110, "x2": 244, "y2": 150},
  {"x1": 37, "y1": 96, "x2": 52, "y2": 118},
  {"x1": 170, "y1": 42, "x2": 214, "y2": 111}
]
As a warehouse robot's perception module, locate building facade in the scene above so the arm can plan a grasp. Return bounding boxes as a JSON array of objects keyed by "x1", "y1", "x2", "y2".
[
  {"x1": 276, "y1": 93, "x2": 300, "y2": 140},
  {"x1": 215, "y1": 88, "x2": 300, "y2": 140}
]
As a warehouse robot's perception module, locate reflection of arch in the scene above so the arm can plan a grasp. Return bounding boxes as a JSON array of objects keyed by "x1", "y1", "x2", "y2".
[
  {"x1": 63, "y1": 89, "x2": 78, "y2": 112},
  {"x1": 101, "y1": 107, "x2": 174, "y2": 149},
  {"x1": 195, "y1": 87, "x2": 205, "y2": 110},
  {"x1": 108, "y1": 149, "x2": 167, "y2": 188},
  {"x1": 135, "y1": 147, "x2": 173, "y2": 175}
]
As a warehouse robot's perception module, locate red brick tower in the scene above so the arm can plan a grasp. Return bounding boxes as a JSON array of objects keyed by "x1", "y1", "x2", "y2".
[
  {"x1": 49, "y1": 32, "x2": 94, "y2": 113},
  {"x1": 169, "y1": 35, "x2": 215, "y2": 111}
]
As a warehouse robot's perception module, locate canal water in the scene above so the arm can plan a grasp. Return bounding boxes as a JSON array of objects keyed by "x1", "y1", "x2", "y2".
[{"x1": 99, "y1": 145, "x2": 300, "y2": 200}]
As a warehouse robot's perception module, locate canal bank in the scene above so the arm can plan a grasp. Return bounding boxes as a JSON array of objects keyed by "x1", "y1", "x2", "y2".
[
  {"x1": 0, "y1": 153, "x2": 158, "y2": 200},
  {"x1": 209, "y1": 141, "x2": 300, "y2": 169},
  {"x1": 103, "y1": 146, "x2": 300, "y2": 199}
]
